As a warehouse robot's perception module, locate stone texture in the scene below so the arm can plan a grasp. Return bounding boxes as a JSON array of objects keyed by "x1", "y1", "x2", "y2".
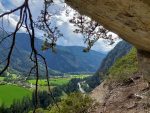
[
  {"x1": 90, "y1": 74, "x2": 150, "y2": 113},
  {"x1": 137, "y1": 49, "x2": 150, "y2": 77}
]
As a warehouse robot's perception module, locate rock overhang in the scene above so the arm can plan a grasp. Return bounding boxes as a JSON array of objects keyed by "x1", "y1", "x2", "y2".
[{"x1": 66, "y1": 0, "x2": 150, "y2": 52}]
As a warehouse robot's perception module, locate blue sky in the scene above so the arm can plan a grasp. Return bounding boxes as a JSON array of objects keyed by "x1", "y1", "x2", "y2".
[{"x1": 0, "y1": 0, "x2": 120, "y2": 53}]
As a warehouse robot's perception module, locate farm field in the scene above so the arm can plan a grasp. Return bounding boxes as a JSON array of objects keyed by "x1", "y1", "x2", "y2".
[
  {"x1": 28, "y1": 75, "x2": 90, "y2": 86},
  {"x1": 0, "y1": 77, "x2": 4, "y2": 81},
  {"x1": 28, "y1": 78, "x2": 71, "y2": 86},
  {"x1": 0, "y1": 85, "x2": 32, "y2": 107},
  {"x1": 0, "y1": 74, "x2": 90, "y2": 107}
]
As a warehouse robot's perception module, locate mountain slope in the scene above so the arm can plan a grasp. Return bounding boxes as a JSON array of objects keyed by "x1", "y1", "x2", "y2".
[
  {"x1": 108, "y1": 48, "x2": 138, "y2": 83},
  {"x1": 42, "y1": 45, "x2": 105, "y2": 73},
  {"x1": 91, "y1": 47, "x2": 150, "y2": 113},
  {"x1": 96, "y1": 40, "x2": 132, "y2": 75},
  {"x1": 0, "y1": 33, "x2": 106, "y2": 74},
  {"x1": 84, "y1": 41, "x2": 133, "y2": 91}
]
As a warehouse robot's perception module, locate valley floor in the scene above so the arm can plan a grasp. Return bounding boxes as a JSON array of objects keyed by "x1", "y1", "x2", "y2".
[{"x1": 0, "y1": 74, "x2": 90, "y2": 107}]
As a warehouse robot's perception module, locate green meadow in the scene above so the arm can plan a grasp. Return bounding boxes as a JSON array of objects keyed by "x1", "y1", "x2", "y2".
[
  {"x1": 0, "y1": 74, "x2": 90, "y2": 107},
  {"x1": 0, "y1": 85, "x2": 32, "y2": 107},
  {"x1": 28, "y1": 75, "x2": 90, "y2": 86},
  {"x1": 28, "y1": 78, "x2": 73, "y2": 86},
  {"x1": 0, "y1": 77, "x2": 4, "y2": 81}
]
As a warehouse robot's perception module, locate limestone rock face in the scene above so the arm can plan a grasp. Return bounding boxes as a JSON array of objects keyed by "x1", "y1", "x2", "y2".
[{"x1": 66, "y1": 0, "x2": 150, "y2": 52}]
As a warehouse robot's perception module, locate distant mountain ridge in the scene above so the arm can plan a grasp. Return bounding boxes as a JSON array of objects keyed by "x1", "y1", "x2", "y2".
[{"x1": 0, "y1": 33, "x2": 106, "y2": 75}]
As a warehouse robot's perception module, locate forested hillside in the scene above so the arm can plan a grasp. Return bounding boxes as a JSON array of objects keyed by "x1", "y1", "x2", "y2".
[
  {"x1": 0, "y1": 33, "x2": 105, "y2": 75},
  {"x1": 107, "y1": 48, "x2": 138, "y2": 83},
  {"x1": 84, "y1": 41, "x2": 133, "y2": 90},
  {"x1": 97, "y1": 41, "x2": 132, "y2": 75}
]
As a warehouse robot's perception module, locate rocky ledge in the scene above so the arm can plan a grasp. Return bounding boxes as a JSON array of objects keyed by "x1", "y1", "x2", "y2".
[{"x1": 90, "y1": 73, "x2": 150, "y2": 113}]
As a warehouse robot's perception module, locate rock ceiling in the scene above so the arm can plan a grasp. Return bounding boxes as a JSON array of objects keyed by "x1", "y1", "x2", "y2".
[{"x1": 66, "y1": 0, "x2": 150, "y2": 52}]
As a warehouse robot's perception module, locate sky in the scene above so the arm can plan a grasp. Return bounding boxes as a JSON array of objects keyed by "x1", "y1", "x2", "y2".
[{"x1": 0, "y1": 0, "x2": 120, "y2": 53}]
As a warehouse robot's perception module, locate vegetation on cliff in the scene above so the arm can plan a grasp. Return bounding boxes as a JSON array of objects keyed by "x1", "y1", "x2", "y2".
[
  {"x1": 84, "y1": 41, "x2": 132, "y2": 91},
  {"x1": 107, "y1": 48, "x2": 138, "y2": 83}
]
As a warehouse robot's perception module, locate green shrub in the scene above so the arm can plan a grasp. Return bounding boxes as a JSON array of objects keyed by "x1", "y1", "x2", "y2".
[
  {"x1": 49, "y1": 93, "x2": 98, "y2": 113},
  {"x1": 107, "y1": 48, "x2": 138, "y2": 83},
  {"x1": 28, "y1": 108, "x2": 49, "y2": 113}
]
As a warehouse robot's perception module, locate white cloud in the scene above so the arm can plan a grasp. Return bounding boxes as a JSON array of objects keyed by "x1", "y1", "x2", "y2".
[
  {"x1": 0, "y1": 0, "x2": 26, "y2": 32},
  {"x1": 93, "y1": 38, "x2": 121, "y2": 53},
  {"x1": 0, "y1": 0, "x2": 120, "y2": 53},
  {"x1": 0, "y1": 12, "x2": 26, "y2": 32}
]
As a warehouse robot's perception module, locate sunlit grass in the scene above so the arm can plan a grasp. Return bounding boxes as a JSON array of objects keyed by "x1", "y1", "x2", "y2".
[
  {"x1": 0, "y1": 85, "x2": 31, "y2": 107},
  {"x1": 28, "y1": 75, "x2": 90, "y2": 86}
]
